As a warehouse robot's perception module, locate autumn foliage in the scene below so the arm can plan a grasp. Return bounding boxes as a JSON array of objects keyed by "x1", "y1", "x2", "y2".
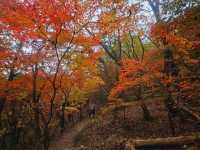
[{"x1": 0, "y1": 0, "x2": 200, "y2": 150}]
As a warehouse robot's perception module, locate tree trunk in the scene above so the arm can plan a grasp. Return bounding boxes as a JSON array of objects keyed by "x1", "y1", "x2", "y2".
[
  {"x1": 59, "y1": 96, "x2": 69, "y2": 133},
  {"x1": 137, "y1": 86, "x2": 152, "y2": 121},
  {"x1": 32, "y1": 64, "x2": 41, "y2": 138},
  {"x1": 79, "y1": 106, "x2": 83, "y2": 121},
  {"x1": 163, "y1": 47, "x2": 179, "y2": 135},
  {"x1": 0, "y1": 97, "x2": 6, "y2": 126},
  {"x1": 33, "y1": 103, "x2": 41, "y2": 137},
  {"x1": 164, "y1": 94, "x2": 176, "y2": 136},
  {"x1": 60, "y1": 106, "x2": 65, "y2": 133},
  {"x1": 131, "y1": 134, "x2": 200, "y2": 148},
  {"x1": 140, "y1": 101, "x2": 152, "y2": 121},
  {"x1": 0, "y1": 68, "x2": 15, "y2": 125},
  {"x1": 8, "y1": 103, "x2": 19, "y2": 150},
  {"x1": 43, "y1": 127, "x2": 50, "y2": 150},
  {"x1": 123, "y1": 107, "x2": 126, "y2": 121}
]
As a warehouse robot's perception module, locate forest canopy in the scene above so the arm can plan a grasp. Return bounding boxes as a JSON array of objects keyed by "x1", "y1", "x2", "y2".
[{"x1": 0, "y1": 0, "x2": 199, "y2": 150}]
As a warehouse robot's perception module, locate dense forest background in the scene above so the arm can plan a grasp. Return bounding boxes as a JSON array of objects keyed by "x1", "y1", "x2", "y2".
[{"x1": 0, "y1": 0, "x2": 199, "y2": 150}]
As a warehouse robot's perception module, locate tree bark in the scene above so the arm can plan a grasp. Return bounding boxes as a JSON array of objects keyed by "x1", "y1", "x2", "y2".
[
  {"x1": 43, "y1": 127, "x2": 50, "y2": 150},
  {"x1": 0, "y1": 68, "x2": 15, "y2": 125},
  {"x1": 140, "y1": 101, "x2": 152, "y2": 121},
  {"x1": 163, "y1": 47, "x2": 179, "y2": 135},
  {"x1": 164, "y1": 94, "x2": 176, "y2": 136},
  {"x1": 137, "y1": 86, "x2": 152, "y2": 121},
  {"x1": 131, "y1": 134, "x2": 200, "y2": 148},
  {"x1": 60, "y1": 104, "x2": 66, "y2": 133},
  {"x1": 0, "y1": 97, "x2": 6, "y2": 125},
  {"x1": 32, "y1": 64, "x2": 41, "y2": 138}
]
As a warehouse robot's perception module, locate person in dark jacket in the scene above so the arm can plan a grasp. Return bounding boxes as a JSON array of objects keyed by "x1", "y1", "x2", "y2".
[{"x1": 88, "y1": 103, "x2": 96, "y2": 118}]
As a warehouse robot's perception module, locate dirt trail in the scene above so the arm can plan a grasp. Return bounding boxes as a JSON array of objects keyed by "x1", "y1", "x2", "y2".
[{"x1": 49, "y1": 119, "x2": 91, "y2": 150}]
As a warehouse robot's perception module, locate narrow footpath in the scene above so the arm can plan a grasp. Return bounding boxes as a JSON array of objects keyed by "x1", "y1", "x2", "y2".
[{"x1": 49, "y1": 119, "x2": 91, "y2": 150}]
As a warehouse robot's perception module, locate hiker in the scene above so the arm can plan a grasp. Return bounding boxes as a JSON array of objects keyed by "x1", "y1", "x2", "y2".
[{"x1": 88, "y1": 103, "x2": 96, "y2": 118}]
